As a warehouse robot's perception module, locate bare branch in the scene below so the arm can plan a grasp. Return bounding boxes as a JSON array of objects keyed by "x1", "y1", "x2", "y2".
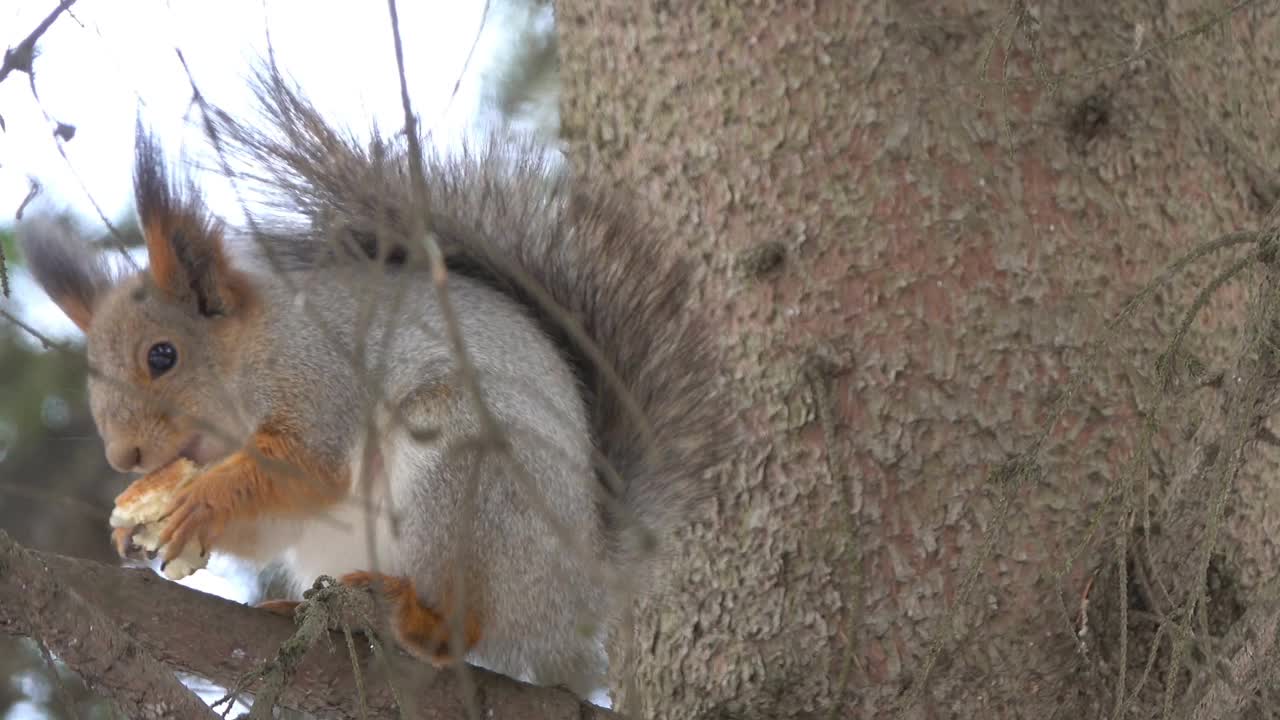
[
  {"x1": 0, "y1": 532, "x2": 619, "y2": 720},
  {"x1": 0, "y1": 530, "x2": 218, "y2": 719},
  {"x1": 0, "y1": 0, "x2": 77, "y2": 86}
]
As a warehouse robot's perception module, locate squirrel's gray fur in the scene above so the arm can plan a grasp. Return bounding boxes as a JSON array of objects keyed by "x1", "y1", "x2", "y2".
[
  {"x1": 19, "y1": 64, "x2": 729, "y2": 696},
  {"x1": 219, "y1": 67, "x2": 729, "y2": 557}
]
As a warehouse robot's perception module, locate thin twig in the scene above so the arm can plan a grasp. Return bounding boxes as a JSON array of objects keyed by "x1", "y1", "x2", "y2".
[
  {"x1": 386, "y1": 2, "x2": 483, "y2": 716},
  {"x1": 0, "y1": 0, "x2": 78, "y2": 85}
]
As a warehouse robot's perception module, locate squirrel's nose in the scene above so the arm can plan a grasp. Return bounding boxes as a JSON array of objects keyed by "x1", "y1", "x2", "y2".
[{"x1": 106, "y1": 443, "x2": 143, "y2": 473}]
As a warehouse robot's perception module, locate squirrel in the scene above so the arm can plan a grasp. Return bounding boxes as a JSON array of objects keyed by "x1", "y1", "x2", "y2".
[{"x1": 17, "y1": 67, "x2": 728, "y2": 697}]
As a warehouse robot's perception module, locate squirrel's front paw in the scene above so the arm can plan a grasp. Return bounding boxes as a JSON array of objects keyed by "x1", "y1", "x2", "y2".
[
  {"x1": 110, "y1": 459, "x2": 210, "y2": 580},
  {"x1": 154, "y1": 478, "x2": 233, "y2": 576}
]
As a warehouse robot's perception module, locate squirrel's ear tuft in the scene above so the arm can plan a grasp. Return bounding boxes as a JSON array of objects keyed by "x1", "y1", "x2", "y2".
[
  {"x1": 134, "y1": 126, "x2": 241, "y2": 317},
  {"x1": 17, "y1": 216, "x2": 115, "y2": 332}
]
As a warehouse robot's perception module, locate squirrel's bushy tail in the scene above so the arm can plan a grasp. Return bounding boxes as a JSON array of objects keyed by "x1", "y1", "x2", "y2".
[{"x1": 212, "y1": 67, "x2": 730, "y2": 571}]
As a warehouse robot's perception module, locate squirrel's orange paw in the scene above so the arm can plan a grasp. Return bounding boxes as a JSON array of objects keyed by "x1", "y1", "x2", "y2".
[
  {"x1": 156, "y1": 481, "x2": 232, "y2": 567},
  {"x1": 339, "y1": 571, "x2": 479, "y2": 665}
]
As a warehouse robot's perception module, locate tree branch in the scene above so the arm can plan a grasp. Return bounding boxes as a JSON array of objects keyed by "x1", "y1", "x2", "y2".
[
  {"x1": 0, "y1": 532, "x2": 618, "y2": 720},
  {"x1": 0, "y1": 0, "x2": 77, "y2": 86},
  {"x1": 0, "y1": 530, "x2": 217, "y2": 719}
]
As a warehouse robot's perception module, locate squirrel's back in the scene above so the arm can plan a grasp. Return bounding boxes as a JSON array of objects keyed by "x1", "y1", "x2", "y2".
[{"x1": 218, "y1": 67, "x2": 730, "y2": 583}]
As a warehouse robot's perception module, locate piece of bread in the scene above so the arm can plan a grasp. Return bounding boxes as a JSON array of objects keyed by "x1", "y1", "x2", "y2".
[{"x1": 110, "y1": 458, "x2": 209, "y2": 580}]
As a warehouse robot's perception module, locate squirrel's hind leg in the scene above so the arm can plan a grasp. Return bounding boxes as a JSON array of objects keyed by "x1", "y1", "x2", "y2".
[
  {"x1": 253, "y1": 571, "x2": 481, "y2": 664},
  {"x1": 339, "y1": 571, "x2": 481, "y2": 664}
]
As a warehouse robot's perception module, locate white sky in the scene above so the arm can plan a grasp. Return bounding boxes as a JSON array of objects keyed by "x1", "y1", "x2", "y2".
[
  {"x1": 1, "y1": 0, "x2": 492, "y2": 340},
  {"x1": 1, "y1": 0, "x2": 489, "y2": 224}
]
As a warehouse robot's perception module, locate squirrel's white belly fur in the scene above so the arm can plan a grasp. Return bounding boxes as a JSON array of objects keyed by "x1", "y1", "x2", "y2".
[
  {"x1": 290, "y1": 443, "x2": 402, "y2": 587},
  {"x1": 230, "y1": 440, "x2": 404, "y2": 590}
]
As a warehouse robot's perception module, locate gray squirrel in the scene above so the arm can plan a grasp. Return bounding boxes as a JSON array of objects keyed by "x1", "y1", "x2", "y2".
[{"x1": 18, "y1": 67, "x2": 728, "y2": 696}]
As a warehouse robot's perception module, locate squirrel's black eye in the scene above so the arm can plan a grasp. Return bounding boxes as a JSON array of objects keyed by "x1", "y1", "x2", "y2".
[{"x1": 147, "y1": 342, "x2": 177, "y2": 377}]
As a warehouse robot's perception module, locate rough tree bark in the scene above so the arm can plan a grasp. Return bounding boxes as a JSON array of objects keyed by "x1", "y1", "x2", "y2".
[{"x1": 557, "y1": 1, "x2": 1280, "y2": 718}]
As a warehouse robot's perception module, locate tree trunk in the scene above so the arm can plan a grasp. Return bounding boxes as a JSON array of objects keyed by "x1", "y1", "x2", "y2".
[{"x1": 557, "y1": 2, "x2": 1280, "y2": 718}]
